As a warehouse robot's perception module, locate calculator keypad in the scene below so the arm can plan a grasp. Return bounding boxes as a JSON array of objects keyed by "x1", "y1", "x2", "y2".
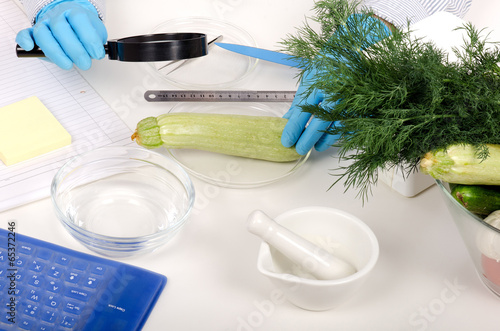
[
  {"x1": 0, "y1": 229, "x2": 167, "y2": 331},
  {"x1": 0, "y1": 239, "x2": 111, "y2": 330}
]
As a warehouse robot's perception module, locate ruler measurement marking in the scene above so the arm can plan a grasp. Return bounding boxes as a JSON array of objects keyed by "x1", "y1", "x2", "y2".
[{"x1": 145, "y1": 90, "x2": 296, "y2": 102}]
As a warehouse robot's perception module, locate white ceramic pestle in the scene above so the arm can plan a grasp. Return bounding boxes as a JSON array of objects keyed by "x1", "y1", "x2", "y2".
[{"x1": 247, "y1": 210, "x2": 357, "y2": 280}]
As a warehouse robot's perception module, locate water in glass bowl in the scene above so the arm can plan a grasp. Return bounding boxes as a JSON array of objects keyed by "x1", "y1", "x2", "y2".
[{"x1": 62, "y1": 172, "x2": 188, "y2": 238}]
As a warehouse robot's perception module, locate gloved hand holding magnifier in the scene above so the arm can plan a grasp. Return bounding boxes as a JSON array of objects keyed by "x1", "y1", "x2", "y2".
[{"x1": 16, "y1": 0, "x2": 208, "y2": 69}]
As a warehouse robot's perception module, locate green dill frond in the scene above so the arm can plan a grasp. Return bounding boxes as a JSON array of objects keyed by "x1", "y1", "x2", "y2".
[{"x1": 283, "y1": 0, "x2": 500, "y2": 200}]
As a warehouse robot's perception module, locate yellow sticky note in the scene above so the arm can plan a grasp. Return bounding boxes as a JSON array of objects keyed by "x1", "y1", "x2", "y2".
[{"x1": 0, "y1": 96, "x2": 72, "y2": 166}]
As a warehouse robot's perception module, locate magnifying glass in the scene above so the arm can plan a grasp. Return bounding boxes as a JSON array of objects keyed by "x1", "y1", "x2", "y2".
[{"x1": 15, "y1": 32, "x2": 208, "y2": 62}]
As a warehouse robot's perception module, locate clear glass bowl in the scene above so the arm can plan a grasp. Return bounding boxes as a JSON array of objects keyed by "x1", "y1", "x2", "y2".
[
  {"x1": 51, "y1": 146, "x2": 195, "y2": 258},
  {"x1": 436, "y1": 180, "x2": 500, "y2": 297}
]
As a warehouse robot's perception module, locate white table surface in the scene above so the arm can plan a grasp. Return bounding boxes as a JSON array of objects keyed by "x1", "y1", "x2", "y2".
[{"x1": 4, "y1": 0, "x2": 500, "y2": 330}]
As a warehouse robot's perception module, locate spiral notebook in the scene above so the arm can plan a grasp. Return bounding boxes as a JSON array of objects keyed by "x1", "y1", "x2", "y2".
[{"x1": 0, "y1": 0, "x2": 133, "y2": 212}]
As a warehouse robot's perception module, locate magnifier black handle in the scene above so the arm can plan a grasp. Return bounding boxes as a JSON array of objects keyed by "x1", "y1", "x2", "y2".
[
  {"x1": 15, "y1": 44, "x2": 111, "y2": 58},
  {"x1": 16, "y1": 44, "x2": 47, "y2": 57}
]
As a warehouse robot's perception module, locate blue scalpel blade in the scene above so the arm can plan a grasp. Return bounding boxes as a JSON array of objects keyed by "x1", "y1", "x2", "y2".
[{"x1": 215, "y1": 42, "x2": 302, "y2": 67}]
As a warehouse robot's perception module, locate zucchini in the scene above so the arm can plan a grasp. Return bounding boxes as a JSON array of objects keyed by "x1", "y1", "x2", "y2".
[
  {"x1": 451, "y1": 184, "x2": 500, "y2": 217},
  {"x1": 420, "y1": 144, "x2": 500, "y2": 185},
  {"x1": 131, "y1": 113, "x2": 302, "y2": 162}
]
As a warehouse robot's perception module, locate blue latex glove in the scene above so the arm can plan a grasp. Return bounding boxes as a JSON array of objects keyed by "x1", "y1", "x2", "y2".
[
  {"x1": 282, "y1": 68, "x2": 340, "y2": 155},
  {"x1": 282, "y1": 15, "x2": 392, "y2": 155},
  {"x1": 16, "y1": 0, "x2": 107, "y2": 70},
  {"x1": 281, "y1": 70, "x2": 338, "y2": 155}
]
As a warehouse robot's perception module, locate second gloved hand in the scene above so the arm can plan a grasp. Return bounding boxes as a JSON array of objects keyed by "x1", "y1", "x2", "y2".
[
  {"x1": 281, "y1": 14, "x2": 392, "y2": 156},
  {"x1": 16, "y1": 0, "x2": 107, "y2": 70},
  {"x1": 281, "y1": 67, "x2": 340, "y2": 156}
]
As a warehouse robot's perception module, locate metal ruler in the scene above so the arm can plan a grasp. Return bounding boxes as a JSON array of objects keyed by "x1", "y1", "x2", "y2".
[{"x1": 144, "y1": 90, "x2": 296, "y2": 102}]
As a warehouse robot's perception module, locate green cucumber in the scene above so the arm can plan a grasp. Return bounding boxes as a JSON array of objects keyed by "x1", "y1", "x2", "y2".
[
  {"x1": 451, "y1": 184, "x2": 500, "y2": 216},
  {"x1": 131, "y1": 113, "x2": 302, "y2": 162}
]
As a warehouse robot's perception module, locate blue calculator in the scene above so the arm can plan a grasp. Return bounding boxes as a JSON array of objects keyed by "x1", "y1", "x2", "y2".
[{"x1": 0, "y1": 228, "x2": 167, "y2": 330}]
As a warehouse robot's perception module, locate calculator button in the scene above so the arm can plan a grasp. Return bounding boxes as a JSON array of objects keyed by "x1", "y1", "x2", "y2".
[
  {"x1": 55, "y1": 255, "x2": 70, "y2": 266},
  {"x1": 66, "y1": 272, "x2": 81, "y2": 284},
  {"x1": 64, "y1": 301, "x2": 84, "y2": 315},
  {"x1": 45, "y1": 295, "x2": 61, "y2": 308},
  {"x1": 19, "y1": 318, "x2": 37, "y2": 330},
  {"x1": 28, "y1": 274, "x2": 45, "y2": 287},
  {"x1": 91, "y1": 265, "x2": 106, "y2": 275},
  {"x1": 46, "y1": 280, "x2": 62, "y2": 293},
  {"x1": 72, "y1": 260, "x2": 88, "y2": 271},
  {"x1": 64, "y1": 288, "x2": 90, "y2": 302},
  {"x1": 15, "y1": 256, "x2": 26, "y2": 267},
  {"x1": 30, "y1": 260, "x2": 46, "y2": 272},
  {"x1": 60, "y1": 315, "x2": 77, "y2": 328},
  {"x1": 36, "y1": 249, "x2": 53, "y2": 261},
  {"x1": 48, "y1": 266, "x2": 63, "y2": 278},
  {"x1": 41, "y1": 309, "x2": 58, "y2": 323},
  {"x1": 12, "y1": 285, "x2": 23, "y2": 296},
  {"x1": 83, "y1": 276, "x2": 99, "y2": 289},
  {"x1": 22, "y1": 302, "x2": 39, "y2": 317},
  {"x1": 18, "y1": 245, "x2": 33, "y2": 255},
  {"x1": 15, "y1": 271, "x2": 25, "y2": 282},
  {"x1": 1, "y1": 310, "x2": 14, "y2": 324},
  {"x1": 26, "y1": 288, "x2": 42, "y2": 302}
]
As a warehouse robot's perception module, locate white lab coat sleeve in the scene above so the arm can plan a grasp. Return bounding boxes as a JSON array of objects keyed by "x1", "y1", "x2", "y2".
[
  {"x1": 361, "y1": 0, "x2": 472, "y2": 28},
  {"x1": 18, "y1": 0, "x2": 106, "y2": 24}
]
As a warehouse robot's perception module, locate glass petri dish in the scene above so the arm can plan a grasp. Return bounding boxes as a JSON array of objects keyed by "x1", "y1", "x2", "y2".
[
  {"x1": 156, "y1": 102, "x2": 310, "y2": 188},
  {"x1": 148, "y1": 17, "x2": 258, "y2": 89}
]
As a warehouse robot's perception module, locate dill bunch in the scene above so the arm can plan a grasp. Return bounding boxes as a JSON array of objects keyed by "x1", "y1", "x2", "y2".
[{"x1": 281, "y1": 0, "x2": 500, "y2": 199}]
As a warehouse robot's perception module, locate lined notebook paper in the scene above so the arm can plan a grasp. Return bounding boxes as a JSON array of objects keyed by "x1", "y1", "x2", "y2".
[{"x1": 0, "y1": 0, "x2": 133, "y2": 211}]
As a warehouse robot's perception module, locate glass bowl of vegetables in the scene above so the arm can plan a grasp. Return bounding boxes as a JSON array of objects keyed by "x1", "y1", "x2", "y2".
[
  {"x1": 436, "y1": 180, "x2": 500, "y2": 297},
  {"x1": 51, "y1": 146, "x2": 195, "y2": 258}
]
